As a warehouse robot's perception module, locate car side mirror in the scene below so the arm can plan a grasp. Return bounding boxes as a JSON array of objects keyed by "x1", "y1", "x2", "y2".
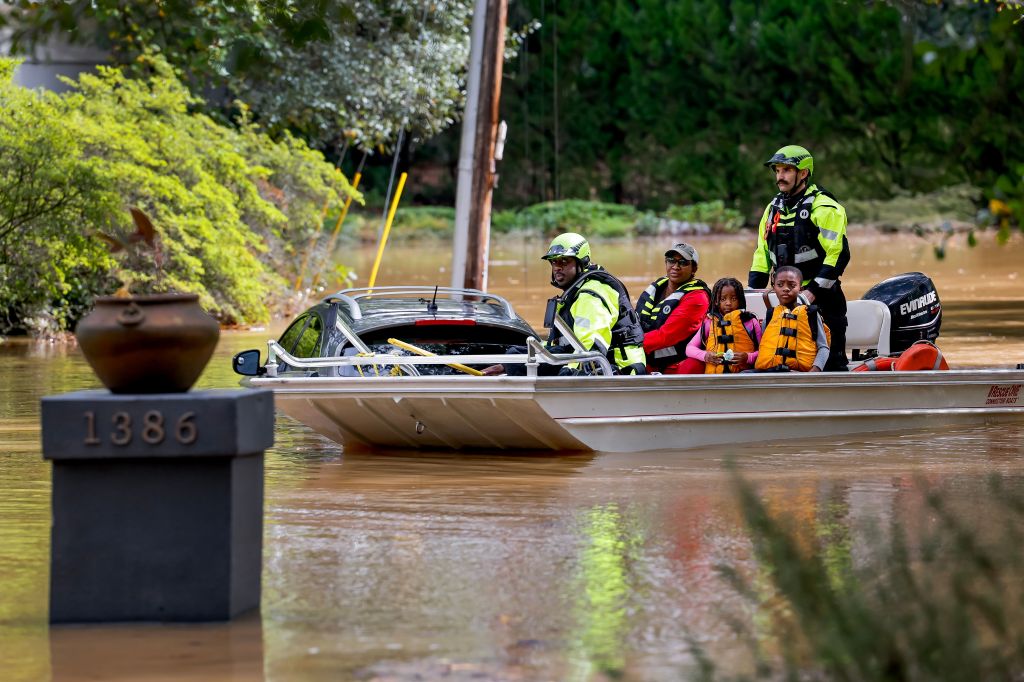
[{"x1": 232, "y1": 349, "x2": 266, "y2": 376}]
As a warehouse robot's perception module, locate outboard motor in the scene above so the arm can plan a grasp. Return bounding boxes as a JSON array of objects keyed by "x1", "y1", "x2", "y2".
[{"x1": 862, "y1": 272, "x2": 942, "y2": 353}]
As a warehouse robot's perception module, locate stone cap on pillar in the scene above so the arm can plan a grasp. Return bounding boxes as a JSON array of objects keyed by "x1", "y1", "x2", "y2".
[{"x1": 42, "y1": 389, "x2": 274, "y2": 460}]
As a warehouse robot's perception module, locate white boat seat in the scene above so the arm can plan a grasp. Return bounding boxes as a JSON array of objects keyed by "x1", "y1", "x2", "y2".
[
  {"x1": 743, "y1": 289, "x2": 891, "y2": 358},
  {"x1": 846, "y1": 299, "x2": 891, "y2": 357}
]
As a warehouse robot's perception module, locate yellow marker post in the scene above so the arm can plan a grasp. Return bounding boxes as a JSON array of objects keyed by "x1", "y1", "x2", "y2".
[
  {"x1": 387, "y1": 338, "x2": 484, "y2": 376},
  {"x1": 310, "y1": 171, "x2": 363, "y2": 291},
  {"x1": 367, "y1": 171, "x2": 408, "y2": 293}
]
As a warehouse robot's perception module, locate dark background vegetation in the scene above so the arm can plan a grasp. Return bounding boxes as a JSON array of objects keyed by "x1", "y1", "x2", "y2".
[{"x1": 1, "y1": 0, "x2": 1022, "y2": 334}]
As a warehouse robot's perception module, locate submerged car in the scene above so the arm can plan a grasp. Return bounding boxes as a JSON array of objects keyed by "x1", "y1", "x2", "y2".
[{"x1": 234, "y1": 286, "x2": 541, "y2": 378}]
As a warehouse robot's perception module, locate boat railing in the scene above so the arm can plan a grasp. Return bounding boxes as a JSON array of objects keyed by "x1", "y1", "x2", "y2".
[
  {"x1": 263, "y1": 337, "x2": 615, "y2": 378},
  {"x1": 323, "y1": 286, "x2": 518, "y2": 321}
]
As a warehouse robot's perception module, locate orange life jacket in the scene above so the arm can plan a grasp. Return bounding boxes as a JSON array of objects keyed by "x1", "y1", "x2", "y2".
[
  {"x1": 703, "y1": 310, "x2": 759, "y2": 374},
  {"x1": 755, "y1": 304, "x2": 830, "y2": 372},
  {"x1": 852, "y1": 340, "x2": 949, "y2": 372}
]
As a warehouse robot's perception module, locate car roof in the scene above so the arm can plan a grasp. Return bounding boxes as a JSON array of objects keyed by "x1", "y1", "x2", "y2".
[{"x1": 320, "y1": 286, "x2": 536, "y2": 335}]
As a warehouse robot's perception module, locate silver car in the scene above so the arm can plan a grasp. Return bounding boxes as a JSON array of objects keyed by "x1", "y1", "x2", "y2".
[{"x1": 233, "y1": 286, "x2": 538, "y2": 377}]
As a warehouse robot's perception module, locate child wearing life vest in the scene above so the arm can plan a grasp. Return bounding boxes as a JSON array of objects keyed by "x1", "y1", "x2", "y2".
[
  {"x1": 755, "y1": 266, "x2": 830, "y2": 372},
  {"x1": 685, "y1": 277, "x2": 762, "y2": 373}
]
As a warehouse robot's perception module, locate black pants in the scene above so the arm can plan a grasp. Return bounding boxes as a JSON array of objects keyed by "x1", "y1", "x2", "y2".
[
  {"x1": 815, "y1": 282, "x2": 848, "y2": 371},
  {"x1": 502, "y1": 345, "x2": 560, "y2": 376}
]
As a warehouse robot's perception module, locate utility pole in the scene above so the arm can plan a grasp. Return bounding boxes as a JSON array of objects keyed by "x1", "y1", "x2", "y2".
[{"x1": 451, "y1": 0, "x2": 507, "y2": 292}]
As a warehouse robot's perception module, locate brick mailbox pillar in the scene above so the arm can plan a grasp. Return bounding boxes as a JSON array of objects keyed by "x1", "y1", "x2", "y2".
[{"x1": 41, "y1": 388, "x2": 274, "y2": 623}]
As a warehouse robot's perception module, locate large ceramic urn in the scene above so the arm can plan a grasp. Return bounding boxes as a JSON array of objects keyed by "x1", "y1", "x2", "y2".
[{"x1": 75, "y1": 293, "x2": 220, "y2": 393}]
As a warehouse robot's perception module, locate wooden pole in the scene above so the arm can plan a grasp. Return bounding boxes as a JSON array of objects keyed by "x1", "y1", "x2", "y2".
[
  {"x1": 464, "y1": 0, "x2": 507, "y2": 291},
  {"x1": 452, "y1": 0, "x2": 507, "y2": 292}
]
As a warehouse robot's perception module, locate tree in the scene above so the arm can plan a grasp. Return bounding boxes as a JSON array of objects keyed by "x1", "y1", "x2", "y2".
[
  {"x1": 1, "y1": 0, "x2": 474, "y2": 151},
  {"x1": 0, "y1": 56, "x2": 358, "y2": 334},
  {"x1": 497, "y1": 0, "x2": 1023, "y2": 222}
]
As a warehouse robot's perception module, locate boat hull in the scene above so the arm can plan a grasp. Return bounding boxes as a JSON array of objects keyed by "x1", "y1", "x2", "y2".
[{"x1": 251, "y1": 369, "x2": 1024, "y2": 453}]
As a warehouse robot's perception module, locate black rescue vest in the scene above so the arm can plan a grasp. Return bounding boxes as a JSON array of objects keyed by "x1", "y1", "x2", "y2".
[
  {"x1": 634, "y1": 277, "x2": 710, "y2": 367},
  {"x1": 765, "y1": 185, "x2": 850, "y2": 283},
  {"x1": 546, "y1": 266, "x2": 645, "y2": 359}
]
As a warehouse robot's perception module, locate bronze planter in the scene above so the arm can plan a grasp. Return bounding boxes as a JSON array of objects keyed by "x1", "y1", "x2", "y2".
[{"x1": 75, "y1": 293, "x2": 220, "y2": 393}]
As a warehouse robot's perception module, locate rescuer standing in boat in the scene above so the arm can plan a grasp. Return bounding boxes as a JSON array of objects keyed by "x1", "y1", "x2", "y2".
[
  {"x1": 749, "y1": 145, "x2": 851, "y2": 371},
  {"x1": 634, "y1": 242, "x2": 711, "y2": 374},
  {"x1": 480, "y1": 233, "x2": 647, "y2": 376}
]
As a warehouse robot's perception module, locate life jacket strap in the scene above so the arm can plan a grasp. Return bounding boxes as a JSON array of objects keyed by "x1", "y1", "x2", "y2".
[
  {"x1": 776, "y1": 348, "x2": 796, "y2": 359},
  {"x1": 780, "y1": 327, "x2": 798, "y2": 338},
  {"x1": 716, "y1": 334, "x2": 734, "y2": 344}
]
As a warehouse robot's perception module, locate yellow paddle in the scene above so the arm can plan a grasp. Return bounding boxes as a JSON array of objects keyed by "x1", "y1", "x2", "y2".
[{"x1": 387, "y1": 338, "x2": 484, "y2": 376}]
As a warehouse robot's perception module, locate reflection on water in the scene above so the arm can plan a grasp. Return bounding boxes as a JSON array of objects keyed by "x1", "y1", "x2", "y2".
[{"x1": 2, "y1": 232, "x2": 1024, "y2": 680}]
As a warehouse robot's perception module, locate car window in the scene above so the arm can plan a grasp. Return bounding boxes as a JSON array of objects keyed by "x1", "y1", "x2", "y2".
[
  {"x1": 292, "y1": 315, "x2": 323, "y2": 358},
  {"x1": 280, "y1": 314, "x2": 324, "y2": 357},
  {"x1": 279, "y1": 315, "x2": 309, "y2": 354}
]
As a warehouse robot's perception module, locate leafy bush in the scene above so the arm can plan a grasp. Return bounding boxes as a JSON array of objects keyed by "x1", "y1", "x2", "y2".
[
  {"x1": 0, "y1": 56, "x2": 358, "y2": 333},
  {"x1": 846, "y1": 184, "x2": 982, "y2": 230},
  {"x1": 490, "y1": 209, "x2": 520, "y2": 234},
  {"x1": 701, "y1": 472, "x2": 1024, "y2": 681},
  {"x1": 664, "y1": 200, "x2": 746, "y2": 233},
  {"x1": 496, "y1": 200, "x2": 638, "y2": 237},
  {"x1": 392, "y1": 206, "x2": 456, "y2": 238}
]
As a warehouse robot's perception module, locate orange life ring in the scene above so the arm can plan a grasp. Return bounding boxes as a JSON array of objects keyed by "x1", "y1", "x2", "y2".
[{"x1": 853, "y1": 340, "x2": 948, "y2": 372}]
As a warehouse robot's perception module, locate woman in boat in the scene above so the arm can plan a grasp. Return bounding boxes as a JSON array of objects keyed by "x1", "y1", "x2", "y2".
[
  {"x1": 635, "y1": 242, "x2": 711, "y2": 374},
  {"x1": 685, "y1": 277, "x2": 763, "y2": 373},
  {"x1": 755, "y1": 266, "x2": 829, "y2": 372}
]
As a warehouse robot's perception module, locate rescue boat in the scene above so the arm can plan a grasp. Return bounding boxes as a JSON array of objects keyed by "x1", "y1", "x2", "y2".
[{"x1": 234, "y1": 277, "x2": 1024, "y2": 453}]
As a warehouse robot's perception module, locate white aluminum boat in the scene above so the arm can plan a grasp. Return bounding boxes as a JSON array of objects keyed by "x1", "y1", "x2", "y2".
[
  {"x1": 235, "y1": 283, "x2": 1024, "y2": 453},
  {"x1": 250, "y1": 369, "x2": 1024, "y2": 453}
]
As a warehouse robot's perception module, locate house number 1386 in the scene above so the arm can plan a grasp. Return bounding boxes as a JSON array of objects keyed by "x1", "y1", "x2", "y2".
[{"x1": 83, "y1": 411, "x2": 198, "y2": 446}]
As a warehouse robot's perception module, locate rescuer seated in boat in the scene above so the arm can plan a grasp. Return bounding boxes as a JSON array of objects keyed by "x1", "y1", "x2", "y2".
[
  {"x1": 480, "y1": 233, "x2": 647, "y2": 376},
  {"x1": 754, "y1": 266, "x2": 829, "y2": 372},
  {"x1": 634, "y1": 242, "x2": 711, "y2": 374},
  {"x1": 685, "y1": 277, "x2": 763, "y2": 373}
]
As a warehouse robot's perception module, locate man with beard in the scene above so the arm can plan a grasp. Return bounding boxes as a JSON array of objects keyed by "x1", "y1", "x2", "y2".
[
  {"x1": 481, "y1": 233, "x2": 646, "y2": 376},
  {"x1": 748, "y1": 145, "x2": 851, "y2": 371}
]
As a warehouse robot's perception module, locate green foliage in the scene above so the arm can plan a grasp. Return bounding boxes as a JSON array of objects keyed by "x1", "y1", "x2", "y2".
[
  {"x1": 498, "y1": 200, "x2": 639, "y2": 237},
  {"x1": 1, "y1": 0, "x2": 475, "y2": 150},
  {"x1": 0, "y1": 56, "x2": 358, "y2": 334},
  {"x1": 846, "y1": 184, "x2": 982, "y2": 230},
  {"x1": 705, "y1": 472, "x2": 1024, "y2": 681},
  {"x1": 664, "y1": 200, "x2": 745, "y2": 233},
  {"x1": 392, "y1": 206, "x2": 457, "y2": 238},
  {"x1": 498, "y1": 0, "x2": 1024, "y2": 226},
  {"x1": 0, "y1": 60, "x2": 117, "y2": 334}
]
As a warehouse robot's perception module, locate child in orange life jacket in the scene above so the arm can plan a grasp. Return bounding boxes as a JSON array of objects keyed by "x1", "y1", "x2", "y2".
[
  {"x1": 685, "y1": 277, "x2": 762, "y2": 373},
  {"x1": 755, "y1": 266, "x2": 830, "y2": 372}
]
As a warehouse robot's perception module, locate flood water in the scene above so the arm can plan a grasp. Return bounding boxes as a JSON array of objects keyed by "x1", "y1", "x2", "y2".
[{"x1": 2, "y1": 231, "x2": 1024, "y2": 681}]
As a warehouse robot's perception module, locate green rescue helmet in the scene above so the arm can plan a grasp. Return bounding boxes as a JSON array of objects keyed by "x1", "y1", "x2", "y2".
[
  {"x1": 541, "y1": 232, "x2": 592, "y2": 268},
  {"x1": 764, "y1": 144, "x2": 813, "y2": 177}
]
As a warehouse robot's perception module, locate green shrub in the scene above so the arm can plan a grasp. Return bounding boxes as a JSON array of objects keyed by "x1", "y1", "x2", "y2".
[
  {"x1": 0, "y1": 55, "x2": 358, "y2": 333},
  {"x1": 663, "y1": 200, "x2": 745, "y2": 233},
  {"x1": 498, "y1": 200, "x2": 639, "y2": 237},
  {"x1": 490, "y1": 209, "x2": 520, "y2": 234},
  {"x1": 846, "y1": 184, "x2": 981, "y2": 230},
  {"x1": 633, "y1": 211, "x2": 661, "y2": 236},
  {"x1": 392, "y1": 206, "x2": 456, "y2": 238},
  {"x1": 702, "y1": 471, "x2": 1024, "y2": 681}
]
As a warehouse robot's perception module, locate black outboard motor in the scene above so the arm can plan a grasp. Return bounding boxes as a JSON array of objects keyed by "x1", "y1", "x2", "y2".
[{"x1": 862, "y1": 272, "x2": 942, "y2": 353}]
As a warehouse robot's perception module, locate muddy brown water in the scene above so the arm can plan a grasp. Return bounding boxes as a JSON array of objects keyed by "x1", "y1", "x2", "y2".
[{"x1": 2, "y1": 232, "x2": 1024, "y2": 681}]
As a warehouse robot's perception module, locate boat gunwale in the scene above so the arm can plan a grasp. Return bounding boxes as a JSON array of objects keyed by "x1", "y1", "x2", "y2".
[{"x1": 252, "y1": 368, "x2": 1024, "y2": 393}]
